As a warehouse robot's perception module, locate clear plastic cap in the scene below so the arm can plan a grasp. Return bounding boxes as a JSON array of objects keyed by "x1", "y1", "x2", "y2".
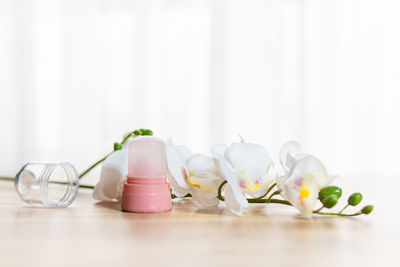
[
  {"x1": 15, "y1": 162, "x2": 79, "y2": 208},
  {"x1": 128, "y1": 136, "x2": 167, "y2": 178}
]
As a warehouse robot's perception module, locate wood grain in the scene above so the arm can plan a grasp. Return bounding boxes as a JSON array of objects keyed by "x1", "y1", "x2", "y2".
[{"x1": 0, "y1": 176, "x2": 397, "y2": 267}]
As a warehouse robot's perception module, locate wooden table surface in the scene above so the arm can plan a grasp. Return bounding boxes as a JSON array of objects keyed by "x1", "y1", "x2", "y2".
[{"x1": 0, "y1": 176, "x2": 398, "y2": 267}]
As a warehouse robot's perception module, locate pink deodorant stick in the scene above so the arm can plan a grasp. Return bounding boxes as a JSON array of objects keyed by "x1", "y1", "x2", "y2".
[{"x1": 121, "y1": 136, "x2": 172, "y2": 213}]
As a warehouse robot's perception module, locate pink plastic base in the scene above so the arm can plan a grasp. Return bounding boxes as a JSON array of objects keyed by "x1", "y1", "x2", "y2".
[{"x1": 121, "y1": 177, "x2": 172, "y2": 213}]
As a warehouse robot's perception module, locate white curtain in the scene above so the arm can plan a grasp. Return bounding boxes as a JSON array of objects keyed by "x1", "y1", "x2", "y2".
[{"x1": 0, "y1": 0, "x2": 398, "y2": 182}]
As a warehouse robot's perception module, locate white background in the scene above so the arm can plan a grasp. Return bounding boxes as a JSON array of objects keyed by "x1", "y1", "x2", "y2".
[{"x1": 0, "y1": 0, "x2": 399, "y2": 182}]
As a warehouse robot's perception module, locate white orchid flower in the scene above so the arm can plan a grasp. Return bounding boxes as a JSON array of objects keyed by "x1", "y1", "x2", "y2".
[
  {"x1": 212, "y1": 142, "x2": 275, "y2": 216},
  {"x1": 93, "y1": 148, "x2": 128, "y2": 202},
  {"x1": 277, "y1": 141, "x2": 335, "y2": 218},
  {"x1": 166, "y1": 140, "x2": 224, "y2": 207}
]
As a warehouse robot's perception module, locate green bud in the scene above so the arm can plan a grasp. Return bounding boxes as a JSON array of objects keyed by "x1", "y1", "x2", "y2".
[
  {"x1": 361, "y1": 205, "x2": 374, "y2": 215},
  {"x1": 348, "y1": 192, "x2": 362, "y2": 206},
  {"x1": 319, "y1": 186, "x2": 342, "y2": 201},
  {"x1": 133, "y1": 130, "x2": 142, "y2": 135},
  {"x1": 141, "y1": 129, "x2": 153, "y2": 136},
  {"x1": 114, "y1": 142, "x2": 123, "y2": 151},
  {"x1": 321, "y1": 194, "x2": 338, "y2": 208}
]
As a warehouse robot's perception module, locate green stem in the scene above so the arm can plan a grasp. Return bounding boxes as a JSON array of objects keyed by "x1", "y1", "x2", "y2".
[
  {"x1": 121, "y1": 133, "x2": 136, "y2": 145},
  {"x1": 48, "y1": 180, "x2": 95, "y2": 189},
  {"x1": 313, "y1": 211, "x2": 362, "y2": 217},
  {"x1": 247, "y1": 198, "x2": 292, "y2": 206},
  {"x1": 314, "y1": 205, "x2": 324, "y2": 213},
  {"x1": 77, "y1": 184, "x2": 95, "y2": 189},
  {"x1": 254, "y1": 182, "x2": 276, "y2": 200},
  {"x1": 339, "y1": 204, "x2": 349, "y2": 214},
  {"x1": 0, "y1": 176, "x2": 94, "y2": 189},
  {"x1": 215, "y1": 180, "x2": 291, "y2": 206},
  {"x1": 266, "y1": 190, "x2": 281, "y2": 203},
  {"x1": 268, "y1": 199, "x2": 292, "y2": 206},
  {"x1": 214, "y1": 180, "x2": 291, "y2": 206},
  {"x1": 79, "y1": 152, "x2": 112, "y2": 179},
  {"x1": 0, "y1": 177, "x2": 14, "y2": 181},
  {"x1": 171, "y1": 192, "x2": 192, "y2": 199},
  {"x1": 217, "y1": 180, "x2": 228, "y2": 201}
]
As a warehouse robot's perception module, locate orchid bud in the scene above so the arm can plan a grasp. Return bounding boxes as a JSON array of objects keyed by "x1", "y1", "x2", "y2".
[
  {"x1": 141, "y1": 129, "x2": 153, "y2": 136},
  {"x1": 322, "y1": 194, "x2": 338, "y2": 208},
  {"x1": 114, "y1": 142, "x2": 123, "y2": 151},
  {"x1": 318, "y1": 186, "x2": 341, "y2": 209},
  {"x1": 348, "y1": 193, "x2": 362, "y2": 206},
  {"x1": 319, "y1": 186, "x2": 342, "y2": 201},
  {"x1": 361, "y1": 205, "x2": 373, "y2": 214},
  {"x1": 133, "y1": 129, "x2": 142, "y2": 135}
]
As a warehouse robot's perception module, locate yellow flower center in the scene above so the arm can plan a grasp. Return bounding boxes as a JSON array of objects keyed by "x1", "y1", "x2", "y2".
[
  {"x1": 187, "y1": 177, "x2": 201, "y2": 189},
  {"x1": 186, "y1": 170, "x2": 216, "y2": 192},
  {"x1": 247, "y1": 181, "x2": 260, "y2": 192},
  {"x1": 299, "y1": 183, "x2": 310, "y2": 204},
  {"x1": 187, "y1": 171, "x2": 201, "y2": 189},
  {"x1": 235, "y1": 171, "x2": 265, "y2": 192}
]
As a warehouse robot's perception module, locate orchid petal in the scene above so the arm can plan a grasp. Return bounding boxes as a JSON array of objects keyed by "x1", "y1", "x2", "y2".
[
  {"x1": 213, "y1": 152, "x2": 248, "y2": 214},
  {"x1": 166, "y1": 139, "x2": 191, "y2": 191},
  {"x1": 92, "y1": 184, "x2": 111, "y2": 201},
  {"x1": 278, "y1": 155, "x2": 330, "y2": 218},
  {"x1": 286, "y1": 156, "x2": 329, "y2": 187},
  {"x1": 275, "y1": 175, "x2": 287, "y2": 194},
  {"x1": 186, "y1": 153, "x2": 217, "y2": 173},
  {"x1": 190, "y1": 189, "x2": 220, "y2": 207},
  {"x1": 223, "y1": 142, "x2": 274, "y2": 196},
  {"x1": 279, "y1": 141, "x2": 302, "y2": 173},
  {"x1": 93, "y1": 148, "x2": 128, "y2": 202},
  {"x1": 168, "y1": 172, "x2": 190, "y2": 197},
  {"x1": 284, "y1": 179, "x2": 318, "y2": 219},
  {"x1": 185, "y1": 153, "x2": 223, "y2": 200},
  {"x1": 224, "y1": 185, "x2": 246, "y2": 216},
  {"x1": 224, "y1": 143, "x2": 272, "y2": 172}
]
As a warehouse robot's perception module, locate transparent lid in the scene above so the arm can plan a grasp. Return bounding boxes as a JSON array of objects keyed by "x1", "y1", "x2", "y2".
[
  {"x1": 15, "y1": 162, "x2": 79, "y2": 208},
  {"x1": 128, "y1": 136, "x2": 167, "y2": 178}
]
